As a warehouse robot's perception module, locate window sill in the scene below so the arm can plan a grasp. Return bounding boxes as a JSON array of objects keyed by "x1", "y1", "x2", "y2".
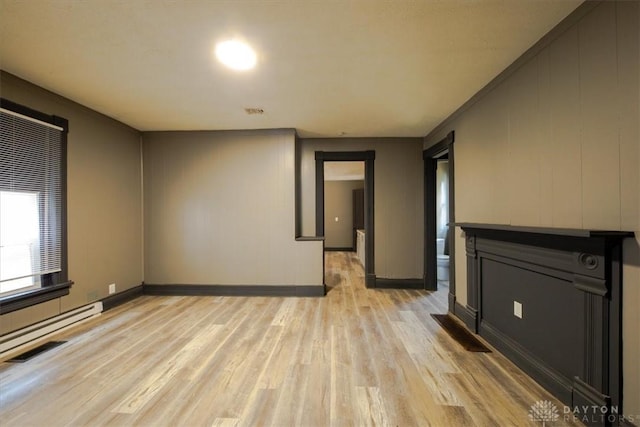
[{"x1": 0, "y1": 281, "x2": 73, "y2": 315}]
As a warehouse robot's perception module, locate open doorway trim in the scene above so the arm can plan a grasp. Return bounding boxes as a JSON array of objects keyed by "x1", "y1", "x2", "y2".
[
  {"x1": 423, "y1": 132, "x2": 455, "y2": 308},
  {"x1": 315, "y1": 151, "x2": 375, "y2": 287}
]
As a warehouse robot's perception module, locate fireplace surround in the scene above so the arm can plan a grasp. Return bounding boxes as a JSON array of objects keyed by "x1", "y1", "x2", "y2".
[{"x1": 457, "y1": 223, "x2": 634, "y2": 425}]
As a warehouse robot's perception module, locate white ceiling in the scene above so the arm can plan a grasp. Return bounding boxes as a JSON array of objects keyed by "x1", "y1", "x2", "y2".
[{"x1": 0, "y1": 0, "x2": 581, "y2": 138}]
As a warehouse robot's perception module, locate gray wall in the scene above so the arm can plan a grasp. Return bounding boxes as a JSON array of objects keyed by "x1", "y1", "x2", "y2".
[
  {"x1": 424, "y1": 1, "x2": 639, "y2": 416},
  {"x1": 300, "y1": 138, "x2": 424, "y2": 279},
  {"x1": 324, "y1": 180, "x2": 364, "y2": 248},
  {"x1": 0, "y1": 72, "x2": 143, "y2": 334},
  {"x1": 143, "y1": 129, "x2": 323, "y2": 286}
]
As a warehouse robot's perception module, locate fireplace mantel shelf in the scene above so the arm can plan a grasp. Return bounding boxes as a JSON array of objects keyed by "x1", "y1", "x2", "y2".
[{"x1": 455, "y1": 222, "x2": 634, "y2": 239}]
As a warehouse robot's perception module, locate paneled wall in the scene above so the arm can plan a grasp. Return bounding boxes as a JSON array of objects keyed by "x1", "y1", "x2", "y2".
[
  {"x1": 0, "y1": 72, "x2": 143, "y2": 334},
  {"x1": 424, "y1": 2, "x2": 639, "y2": 417},
  {"x1": 143, "y1": 129, "x2": 323, "y2": 287},
  {"x1": 300, "y1": 138, "x2": 423, "y2": 280}
]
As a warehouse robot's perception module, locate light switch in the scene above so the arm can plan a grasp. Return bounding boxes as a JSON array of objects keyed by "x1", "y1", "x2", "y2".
[{"x1": 335, "y1": 216, "x2": 339, "y2": 222}]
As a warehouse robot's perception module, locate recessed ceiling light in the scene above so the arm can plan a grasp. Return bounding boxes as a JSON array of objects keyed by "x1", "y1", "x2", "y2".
[{"x1": 215, "y1": 39, "x2": 257, "y2": 71}]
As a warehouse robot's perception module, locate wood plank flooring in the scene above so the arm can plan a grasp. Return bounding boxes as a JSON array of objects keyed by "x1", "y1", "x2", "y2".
[{"x1": 0, "y1": 252, "x2": 582, "y2": 426}]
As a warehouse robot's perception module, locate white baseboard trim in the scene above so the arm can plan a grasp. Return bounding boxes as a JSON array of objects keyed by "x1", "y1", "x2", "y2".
[{"x1": 0, "y1": 302, "x2": 103, "y2": 359}]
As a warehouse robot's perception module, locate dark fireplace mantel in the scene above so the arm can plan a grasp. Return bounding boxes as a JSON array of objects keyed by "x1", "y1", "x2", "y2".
[{"x1": 457, "y1": 223, "x2": 634, "y2": 426}]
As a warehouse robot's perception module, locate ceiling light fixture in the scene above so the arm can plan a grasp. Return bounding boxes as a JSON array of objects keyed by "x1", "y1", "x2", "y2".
[{"x1": 215, "y1": 39, "x2": 257, "y2": 71}]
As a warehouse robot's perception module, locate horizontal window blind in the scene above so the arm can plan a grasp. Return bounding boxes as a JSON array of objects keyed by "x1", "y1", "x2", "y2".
[{"x1": 0, "y1": 108, "x2": 63, "y2": 286}]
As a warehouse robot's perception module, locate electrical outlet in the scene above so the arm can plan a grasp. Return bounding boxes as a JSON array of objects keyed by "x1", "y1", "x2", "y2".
[
  {"x1": 334, "y1": 216, "x2": 339, "y2": 222},
  {"x1": 514, "y1": 301, "x2": 523, "y2": 319},
  {"x1": 108, "y1": 283, "x2": 116, "y2": 295}
]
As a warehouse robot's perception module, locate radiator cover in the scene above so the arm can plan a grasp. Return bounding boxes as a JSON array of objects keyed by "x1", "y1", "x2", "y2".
[{"x1": 0, "y1": 302, "x2": 102, "y2": 358}]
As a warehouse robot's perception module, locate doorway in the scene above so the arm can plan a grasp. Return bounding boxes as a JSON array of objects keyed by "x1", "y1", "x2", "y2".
[
  {"x1": 435, "y1": 156, "x2": 450, "y2": 285},
  {"x1": 323, "y1": 161, "x2": 365, "y2": 252},
  {"x1": 315, "y1": 151, "x2": 375, "y2": 287},
  {"x1": 423, "y1": 132, "x2": 455, "y2": 311}
]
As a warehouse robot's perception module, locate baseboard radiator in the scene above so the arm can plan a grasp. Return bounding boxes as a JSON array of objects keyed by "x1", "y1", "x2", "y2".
[{"x1": 0, "y1": 302, "x2": 103, "y2": 358}]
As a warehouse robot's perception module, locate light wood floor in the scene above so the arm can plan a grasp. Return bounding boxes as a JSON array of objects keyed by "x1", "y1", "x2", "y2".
[{"x1": 0, "y1": 252, "x2": 581, "y2": 426}]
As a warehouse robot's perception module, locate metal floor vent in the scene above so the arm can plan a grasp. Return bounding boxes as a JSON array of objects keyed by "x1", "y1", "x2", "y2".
[{"x1": 6, "y1": 341, "x2": 67, "y2": 363}]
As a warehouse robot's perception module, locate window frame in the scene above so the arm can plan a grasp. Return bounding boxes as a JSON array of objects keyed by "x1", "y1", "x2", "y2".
[{"x1": 0, "y1": 98, "x2": 72, "y2": 315}]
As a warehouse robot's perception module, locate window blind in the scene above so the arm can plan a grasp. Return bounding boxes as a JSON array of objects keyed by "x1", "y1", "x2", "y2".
[{"x1": 0, "y1": 108, "x2": 63, "y2": 287}]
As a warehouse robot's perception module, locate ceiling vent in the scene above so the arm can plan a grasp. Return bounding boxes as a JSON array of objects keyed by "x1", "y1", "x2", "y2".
[{"x1": 244, "y1": 108, "x2": 264, "y2": 115}]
